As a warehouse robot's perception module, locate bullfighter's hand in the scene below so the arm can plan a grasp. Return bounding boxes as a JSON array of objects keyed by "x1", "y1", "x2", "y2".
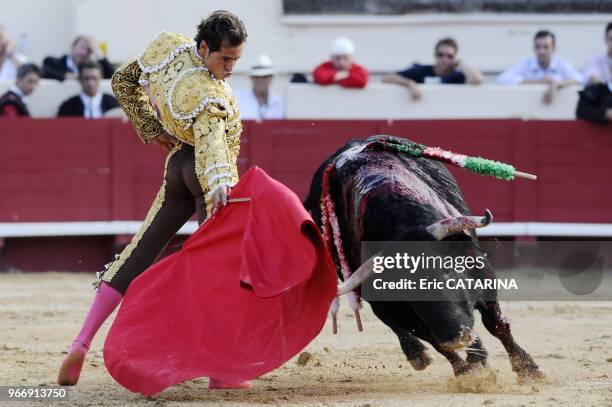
[{"x1": 210, "y1": 184, "x2": 233, "y2": 214}]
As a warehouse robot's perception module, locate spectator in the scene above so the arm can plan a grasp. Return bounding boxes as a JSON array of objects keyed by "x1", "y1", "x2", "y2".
[
  {"x1": 235, "y1": 55, "x2": 284, "y2": 121},
  {"x1": 582, "y1": 22, "x2": 612, "y2": 85},
  {"x1": 57, "y1": 61, "x2": 118, "y2": 118},
  {"x1": 0, "y1": 63, "x2": 40, "y2": 117},
  {"x1": 313, "y1": 37, "x2": 368, "y2": 88},
  {"x1": 43, "y1": 35, "x2": 114, "y2": 81},
  {"x1": 576, "y1": 79, "x2": 612, "y2": 125},
  {"x1": 0, "y1": 25, "x2": 27, "y2": 81},
  {"x1": 497, "y1": 30, "x2": 583, "y2": 104},
  {"x1": 383, "y1": 37, "x2": 483, "y2": 100}
]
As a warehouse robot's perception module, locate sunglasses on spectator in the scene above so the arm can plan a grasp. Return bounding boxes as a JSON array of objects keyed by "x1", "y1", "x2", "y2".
[{"x1": 436, "y1": 52, "x2": 455, "y2": 59}]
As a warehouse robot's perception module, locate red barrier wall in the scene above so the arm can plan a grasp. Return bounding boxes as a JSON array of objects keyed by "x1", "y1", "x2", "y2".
[{"x1": 0, "y1": 118, "x2": 610, "y2": 271}]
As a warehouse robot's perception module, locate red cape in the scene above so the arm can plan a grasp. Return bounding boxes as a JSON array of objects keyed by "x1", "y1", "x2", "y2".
[{"x1": 103, "y1": 167, "x2": 337, "y2": 396}]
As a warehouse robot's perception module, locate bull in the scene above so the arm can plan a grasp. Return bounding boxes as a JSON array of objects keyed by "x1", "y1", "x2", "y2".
[{"x1": 304, "y1": 136, "x2": 544, "y2": 380}]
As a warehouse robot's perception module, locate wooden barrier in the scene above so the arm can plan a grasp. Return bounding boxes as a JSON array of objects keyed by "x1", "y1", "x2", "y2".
[{"x1": 0, "y1": 118, "x2": 610, "y2": 270}]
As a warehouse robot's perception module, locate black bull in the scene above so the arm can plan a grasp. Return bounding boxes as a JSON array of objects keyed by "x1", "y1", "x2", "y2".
[{"x1": 304, "y1": 136, "x2": 543, "y2": 380}]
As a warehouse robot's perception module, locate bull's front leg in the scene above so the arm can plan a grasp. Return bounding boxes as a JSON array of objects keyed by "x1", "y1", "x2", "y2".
[
  {"x1": 465, "y1": 335, "x2": 488, "y2": 368},
  {"x1": 478, "y1": 301, "x2": 545, "y2": 381},
  {"x1": 369, "y1": 302, "x2": 434, "y2": 371},
  {"x1": 395, "y1": 331, "x2": 435, "y2": 371},
  {"x1": 422, "y1": 335, "x2": 472, "y2": 376}
]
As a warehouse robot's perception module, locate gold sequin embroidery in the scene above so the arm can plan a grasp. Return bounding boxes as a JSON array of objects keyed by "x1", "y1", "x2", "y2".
[{"x1": 111, "y1": 59, "x2": 165, "y2": 143}]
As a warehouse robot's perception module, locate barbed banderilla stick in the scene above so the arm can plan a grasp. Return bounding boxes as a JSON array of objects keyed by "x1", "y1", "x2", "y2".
[{"x1": 371, "y1": 139, "x2": 538, "y2": 181}]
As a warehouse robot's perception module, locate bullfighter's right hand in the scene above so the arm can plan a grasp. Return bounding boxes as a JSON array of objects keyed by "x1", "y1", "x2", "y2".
[{"x1": 210, "y1": 184, "x2": 233, "y2": 212}]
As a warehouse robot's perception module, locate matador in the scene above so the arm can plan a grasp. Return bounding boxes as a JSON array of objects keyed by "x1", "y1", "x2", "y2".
[{"x1": 57, "y1": 10, "x2": 251, "y2": 390}]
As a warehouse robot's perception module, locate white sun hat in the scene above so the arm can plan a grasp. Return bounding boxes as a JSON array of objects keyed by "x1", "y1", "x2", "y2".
[
  {"x1": 250, "y1": 54, "x2": 276, "y2": 77},
  {"x1": 330, "y1": 37, "x2": 355, "y2": 56}
]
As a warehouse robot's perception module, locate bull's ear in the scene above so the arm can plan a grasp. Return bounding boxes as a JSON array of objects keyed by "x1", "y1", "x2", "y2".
[{"x1": 426, "y1": 209, "x2": 493, "y2": 240}]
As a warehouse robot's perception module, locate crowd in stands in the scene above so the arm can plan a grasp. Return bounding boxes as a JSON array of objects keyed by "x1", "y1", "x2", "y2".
[
  {"x1": 0, "y1": 22, "x2": 610, "y2": 124},
  {"x1": 0, "y1": 31, "x2": 120, "y2": 118}
]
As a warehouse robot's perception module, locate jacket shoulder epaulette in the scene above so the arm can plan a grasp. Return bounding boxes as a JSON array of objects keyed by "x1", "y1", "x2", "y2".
[
  {"x1": 167, "y1": 68, "x2": 234, "y2": 126},
  {"x1": 137, "y1": 31, "x2": 194, "y2": 74}
]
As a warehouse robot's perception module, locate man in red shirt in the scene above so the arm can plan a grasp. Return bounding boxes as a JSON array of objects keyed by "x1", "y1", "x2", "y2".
[{"x1": 313, "y1": 37, "x2": 368, "y2": 88}]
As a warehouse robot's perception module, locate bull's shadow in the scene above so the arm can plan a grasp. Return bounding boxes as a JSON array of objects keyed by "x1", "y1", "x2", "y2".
[{"x1": 304, "y1": 136, "x2": 544, "y2": 381}]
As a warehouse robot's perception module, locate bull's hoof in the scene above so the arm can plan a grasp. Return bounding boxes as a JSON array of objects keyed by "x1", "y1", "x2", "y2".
[
  {"x1": 510, "y1": 354, "x2": 546, "y2": 383},
  {"x1": 467, "y1": 359, "x2": 488, "y2": 369},
  {"x1": 466, "y1": 351, "x2": 488, "y2": 369},
  {"x1": 441, "y1": 327, "x2": 475, "y2": 351},
  {"x1": 451, "y1": 360, "x2": 473, "y2": 376},
  {"x1": 408, "y1": 349, "x2": 435, "y2": 371},
  {"x1": 516, "y1": 366, "x2": 546, "y2": 383}
]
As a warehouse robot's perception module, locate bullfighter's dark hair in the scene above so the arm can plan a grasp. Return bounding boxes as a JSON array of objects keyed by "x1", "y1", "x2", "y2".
[{"x1": 195, "y1": 10, "x2": 248, "y2": 52}]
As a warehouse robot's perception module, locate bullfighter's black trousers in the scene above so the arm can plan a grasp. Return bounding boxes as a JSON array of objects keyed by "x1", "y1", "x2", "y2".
[{"x1": 99, "y1": 143, "x2": 206, "y2": 294}]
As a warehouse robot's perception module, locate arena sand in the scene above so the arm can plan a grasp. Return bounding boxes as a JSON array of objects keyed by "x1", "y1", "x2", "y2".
[{"x1": 1, "y1": 272, "x2": 611, "y2": 406}]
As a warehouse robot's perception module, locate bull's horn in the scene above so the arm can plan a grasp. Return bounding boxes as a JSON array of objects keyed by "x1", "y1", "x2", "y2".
[
  {"x1": 426, "y1": 209, "x2": 493, "y2": 240},
  {"x1": 337, "y1": 253, "x2": 381, "y2": 296}
]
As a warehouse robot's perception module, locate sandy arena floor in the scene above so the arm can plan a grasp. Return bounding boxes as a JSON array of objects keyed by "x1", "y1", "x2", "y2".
[{"x1": 1, "y1": 272, "x2": 611, "y2": 406}]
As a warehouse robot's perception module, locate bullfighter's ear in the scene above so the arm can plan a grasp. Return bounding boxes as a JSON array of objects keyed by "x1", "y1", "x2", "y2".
[{"x1": 426, "y1": 209, "x2": 493, "y2": 240}]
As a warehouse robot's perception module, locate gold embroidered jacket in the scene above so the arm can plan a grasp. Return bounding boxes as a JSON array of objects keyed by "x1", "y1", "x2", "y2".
[{"x1": 111, "y1": 31, "x2": 242, "y2": 199}]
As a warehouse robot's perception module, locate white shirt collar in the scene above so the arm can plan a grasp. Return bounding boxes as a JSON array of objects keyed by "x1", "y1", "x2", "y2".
[
  {"x1": 80, "y1": 91, "x2": 102, "y2": 101},
  {"x1": 529, "y1": 56, "x2": 560, "y2": 73},
  {"x1": 66, "y1": 56, "x2": 79, "y2": 74},
  {"x1": 79, "y1": 91, "x2": 103, "y2": 118},
  {"x1": 194, "y1": 45, "x2": 204, "y2": 63}
]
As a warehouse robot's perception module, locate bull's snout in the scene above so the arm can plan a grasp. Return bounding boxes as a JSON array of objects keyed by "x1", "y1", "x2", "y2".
[{"x1": 440, "y1": 327, "x2": 475, "y2": 351}]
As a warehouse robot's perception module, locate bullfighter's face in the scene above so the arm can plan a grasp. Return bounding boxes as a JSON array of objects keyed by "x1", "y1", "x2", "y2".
[{"x1": 199, "y1": 39, "x2": 244, "y2": 80}]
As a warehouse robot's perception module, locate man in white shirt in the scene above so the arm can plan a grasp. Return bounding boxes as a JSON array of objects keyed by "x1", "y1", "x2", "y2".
[
  {"x1": 582, "y1": 22, "x2": 612, "y2": 85},
  {"x1": 497, "y1": 30, "x2": 583, "y2": 104},
  {"x1": 57, "y1": 61, "x2": 118, "y2": 117},
  {"x1": 235, "y1": 55, "x2": 284, "y2": 121}
]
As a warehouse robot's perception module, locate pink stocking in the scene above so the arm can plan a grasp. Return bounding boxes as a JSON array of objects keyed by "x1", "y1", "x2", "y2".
[{"x1": 58, "y1": 282, "x2": 122, "y2": 385}]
